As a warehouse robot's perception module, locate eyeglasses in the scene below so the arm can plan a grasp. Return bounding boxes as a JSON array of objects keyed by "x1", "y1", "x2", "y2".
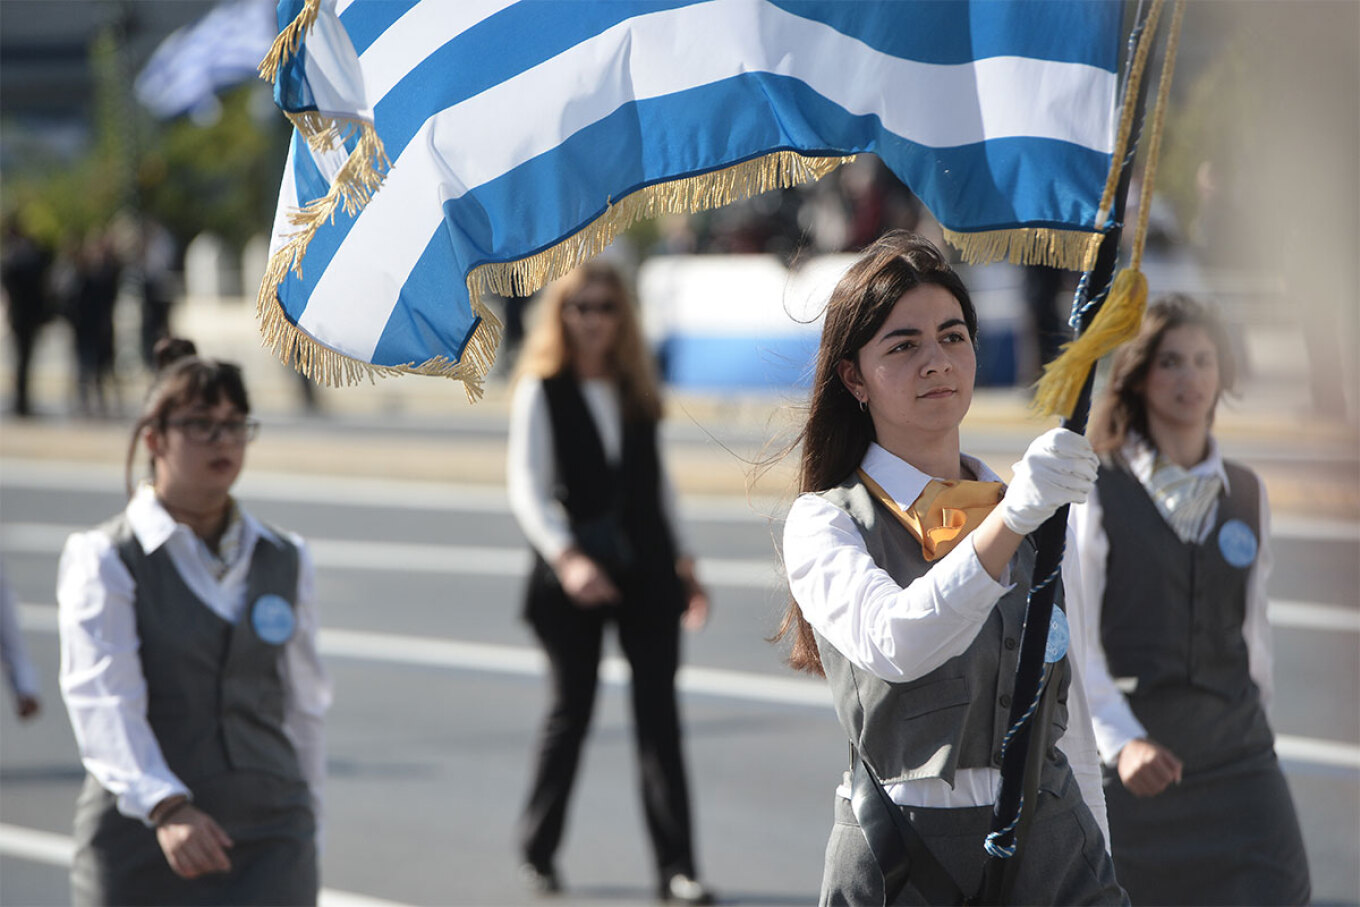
[
  {"x1": 565, "y1": 298, "x2": 618, "y2": 317},
  {"x1": 166, "y1": 417, "x2": 261, "y2": 445}
]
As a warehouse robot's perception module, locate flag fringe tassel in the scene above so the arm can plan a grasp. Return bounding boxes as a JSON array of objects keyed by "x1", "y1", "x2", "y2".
[
  {"x1": 258, "y1": 0, "x2": 322, "y2": 84},
  {"x1": 942, "y1": 226, "x2": 1103, "y2": 272},
  {"x1": 469, "y1": 151, "x2": 854, "y2": 301},
  {"x1": 253, "y1": 109, "x2": 503, "y2": 399},
  {"x1": 256, "y1": 142, "x2": 841, "y2": 392}
]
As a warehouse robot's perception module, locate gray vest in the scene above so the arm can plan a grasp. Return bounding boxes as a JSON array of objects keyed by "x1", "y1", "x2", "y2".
[
  {"x1": 1097, "y1": 461, "x2": 1274, "y2": 772},
  {"x1": 812, "y1": 477, "x2": 1070, "y2": 787},
  {"x1": 105, "y1": 513, "x2": 305, "y2": 788}
]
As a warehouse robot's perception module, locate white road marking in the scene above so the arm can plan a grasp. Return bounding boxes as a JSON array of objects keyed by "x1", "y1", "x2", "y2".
[
  {"x1": 16, "y1": 604, "x2": 1356, "y2": 769},
  {"x1": 0, "y1": 523, "x2": 782, "y2": 588},
  {"x1": 5, "y1": 460, "x2": 1357, "y2": 537},
  {"x1": 0, "y1": 823, "x2": 412, "y2": 907},
  {"x1": 7, "y1": 522, "x2": 1358, "y2": 600}
]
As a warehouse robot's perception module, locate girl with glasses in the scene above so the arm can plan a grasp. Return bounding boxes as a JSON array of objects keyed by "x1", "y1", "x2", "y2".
[{"x1": 56, "y1": 337, "x2": 330, "y2": 906}]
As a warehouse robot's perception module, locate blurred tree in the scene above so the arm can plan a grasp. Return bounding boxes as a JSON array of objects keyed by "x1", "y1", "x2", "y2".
[
  {"x1": 138, "y1": 84, "x2": 289, "y2": 252},
  {"x1": 3, "y1": 25, "x2": 287, "y2": 259}
]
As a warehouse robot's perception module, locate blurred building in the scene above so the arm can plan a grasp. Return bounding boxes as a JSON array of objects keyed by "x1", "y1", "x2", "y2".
[{"x1": 0, "y1": 0, "x2": 215, "y2": 166}]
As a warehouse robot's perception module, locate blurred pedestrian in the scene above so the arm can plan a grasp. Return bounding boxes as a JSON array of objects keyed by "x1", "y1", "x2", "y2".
[
  {"x1": 137, "y1": 218, "x2": 177, "y2": 370},
  {"x1": 71, "y1": 230, "x2": 121, "y2": 417},
  {"x1": 1, "y1": 216, "x2": 53, "y2": 417},
  {"x1": 57, "y1": 337, "x2": 330, "y2": 906},
  {"x1": 775, "y1": 231, "x2": 1123, "y2": 904},
  {"x1": 1073, "y1": 294, "x2": 1310, "y2": 905},
  {"x1": 507, "y1": 262, "x2": 714, "y2": 904},
  {"x1": 0, "y1": 560, "x2": 42, "y2": 720}
]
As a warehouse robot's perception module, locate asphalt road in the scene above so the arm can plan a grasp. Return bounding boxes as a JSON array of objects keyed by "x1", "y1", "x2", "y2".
[{"x1": 1, "y1": 451, "x2": 1357, "y2": 906}]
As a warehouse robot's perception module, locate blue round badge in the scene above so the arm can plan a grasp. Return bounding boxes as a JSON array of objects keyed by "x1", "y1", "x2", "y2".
[
  {"x1": 1217, "y1": 518, "x2": 1258, "y2": 569},
  {"x1": 251, "y1": 594, "x2": 295, "y2": 645},
  {"x1": 1044, "y1": 609, "x2": 1070, "y2": 664}
]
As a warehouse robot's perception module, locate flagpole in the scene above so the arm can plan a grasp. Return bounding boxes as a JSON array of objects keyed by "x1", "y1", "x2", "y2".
[{"x1": 976, "y1": 1, "x2": 1155, "y2": 901}]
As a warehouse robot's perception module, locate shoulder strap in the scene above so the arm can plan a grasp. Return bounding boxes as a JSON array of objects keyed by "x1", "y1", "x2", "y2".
[{"x1": 850, "y1": 751, "x2": 965, "y2": 906}]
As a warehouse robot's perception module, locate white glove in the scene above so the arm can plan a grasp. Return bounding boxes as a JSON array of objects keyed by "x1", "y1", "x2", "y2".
[{"x1": 999, "y1": 428, "x2": 1099, "y2": 535}]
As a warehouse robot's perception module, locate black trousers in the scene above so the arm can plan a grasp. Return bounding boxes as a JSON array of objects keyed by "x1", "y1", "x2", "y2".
[{"x1": 519, "y1": 598, "x2": 696, "y2": 881}]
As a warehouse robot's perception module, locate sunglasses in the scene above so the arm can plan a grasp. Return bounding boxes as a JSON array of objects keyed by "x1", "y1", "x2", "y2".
[
  {"x1": 565, "y1": 298, "x2": 618, "y2": 317},
  {"x1": 166, "y1": 417, "x2": 261, "y2": 445}
]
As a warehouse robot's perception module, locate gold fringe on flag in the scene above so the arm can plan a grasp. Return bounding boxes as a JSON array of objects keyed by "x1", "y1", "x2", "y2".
[
  {"x1": 942, "y1": 226, "x2": 1103, "y2": 272},
  {"x1": 254, "y1": 149, "x2": 848, "y2": 394},
  {"x1": 469, "y1": 152, "x2": 853, "y2": 301},
  {"x1": 257, "y1": 0, "x2": 321, "y2": 84},
  {"x1": 1032, "y1": 0, "x2": 1184, "y2": 420},
  {"x1": 255, "y1": 2, "x2": 480, "y2": 392}
]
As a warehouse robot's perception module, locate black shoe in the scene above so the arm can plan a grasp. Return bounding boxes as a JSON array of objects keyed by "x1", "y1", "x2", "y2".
[
  {"x1": 518, "y1": 862, "x2": 562, "y2": 895},
  {"x1": 659, "y1": 873, "x2": 714, "y2": 905}
]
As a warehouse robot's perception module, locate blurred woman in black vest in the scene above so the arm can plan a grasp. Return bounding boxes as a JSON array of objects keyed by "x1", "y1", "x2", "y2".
[
  {"x1": 57, "y1": 337, "x2": 329, "y2": 905},
  {"x1": 507, "y1": 261, "x2": 712, "y2": 903},
  {"x1": 1074, "y1": 295, "x2": 1310, "y2": 904}
]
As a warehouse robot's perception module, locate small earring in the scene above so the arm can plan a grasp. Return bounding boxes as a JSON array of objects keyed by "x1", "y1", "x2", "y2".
[{"x1": 858, "y1": 398, "x2": 867, "y2": 413}]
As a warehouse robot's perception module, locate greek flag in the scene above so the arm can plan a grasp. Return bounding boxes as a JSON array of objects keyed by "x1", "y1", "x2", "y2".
[
  {"x1": 259, "y1": 0, "x2": 1122, "y2": 388},
  {"x1": 135, "y1": 0, "x2": 278, "y2": 120}
]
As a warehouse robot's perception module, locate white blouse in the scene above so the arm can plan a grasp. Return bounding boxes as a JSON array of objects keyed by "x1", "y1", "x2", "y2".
[
  {"x1": 56, "y1": 485, "x2": 331, "y2": 825},
  {"x1": 784, "y1": 443, "x2": 1108, "y2": 843},
  {"x1": 507, "y1": 374, "x2": 689, "y2": 563},
  {"x1": 1070, "y1": 436, "x2": 1274, "y2": 766}
]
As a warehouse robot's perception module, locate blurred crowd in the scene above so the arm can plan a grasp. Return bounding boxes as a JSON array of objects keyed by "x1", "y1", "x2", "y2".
[
  {"x1": 2, "y1": 212, "x2": 175, "y2": 419},
  {"x1": 3, "y1": 154, "x2": 1242, "y2": 419}
]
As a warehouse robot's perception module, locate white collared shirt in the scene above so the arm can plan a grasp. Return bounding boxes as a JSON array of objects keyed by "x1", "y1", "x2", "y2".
[
  {"x1": 1070, "y1": 435, "x2": 1274, "y2": 766},
  {"x1": 57, "y1": 485, "x2": 331, "y2": 824},
  {"x1": 784, "y1": 444, "x2": 1108, "y2": 844}
]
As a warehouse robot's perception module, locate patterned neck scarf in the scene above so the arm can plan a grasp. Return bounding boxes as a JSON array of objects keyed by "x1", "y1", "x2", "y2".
[
  {"x1": 858, "y1": 469, "x2": 1004, "y2": 561},
  {"x1": 1145, "y1": 456, "x2": 1223, "y2": 544},
  {"x1": 197, "y1": 501, "x2": 245, "y2": 581}
]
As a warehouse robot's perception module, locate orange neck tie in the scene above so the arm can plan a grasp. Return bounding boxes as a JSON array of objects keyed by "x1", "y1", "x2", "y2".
[{"x1": 858, "y1": 469, "x2": 1004, "y2": 561}]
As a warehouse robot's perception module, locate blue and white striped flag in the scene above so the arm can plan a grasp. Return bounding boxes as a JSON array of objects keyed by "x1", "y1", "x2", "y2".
[
  {"x1": 135, "y1": 0, "x2": 278, "y2": 120},
  {"x1": 258, "y1": 0, "x2": 1122, "y2": 390}
]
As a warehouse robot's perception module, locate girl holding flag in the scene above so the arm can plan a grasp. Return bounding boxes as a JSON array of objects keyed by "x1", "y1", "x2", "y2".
[
  {"x1": 57, "y1": 338, "x2": 329, "y2": 906},
  {"x1": 1074, "y1": 295, "x2": 1311, "y2": 905},
  {"x1": 777, "y1": 231, "x2": 1125, "y2": 905}
]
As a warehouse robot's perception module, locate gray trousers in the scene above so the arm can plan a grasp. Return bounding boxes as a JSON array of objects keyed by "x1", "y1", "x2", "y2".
[{"x1": 819, "y1": 765, "x2": 1126, "y2": 906}]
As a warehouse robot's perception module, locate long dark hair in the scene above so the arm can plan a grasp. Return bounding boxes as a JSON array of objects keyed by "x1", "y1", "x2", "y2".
[
  {"x1": 124, "y1": 337, "x2": 251, "y2": 496},
  {"x1": 1088, "y1": 294, "x2": 1237, "y2": 456},
  {"x1": 775, "y1": 231, "x2": 977, "y2": 675}
]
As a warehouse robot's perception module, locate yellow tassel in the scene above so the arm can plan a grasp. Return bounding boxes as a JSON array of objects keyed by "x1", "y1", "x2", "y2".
[
  {"x1": 1032, "y1": 0, "x2": 1184, "y2": 420},
  {"x1": 1031, "y1": 268, "x2": 1147, "y2": 419}
]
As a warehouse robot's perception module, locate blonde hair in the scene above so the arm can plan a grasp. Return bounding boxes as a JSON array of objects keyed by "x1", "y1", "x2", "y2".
[{"x1": 513, "y1": 261, "x2": 663, "y2": 421}]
